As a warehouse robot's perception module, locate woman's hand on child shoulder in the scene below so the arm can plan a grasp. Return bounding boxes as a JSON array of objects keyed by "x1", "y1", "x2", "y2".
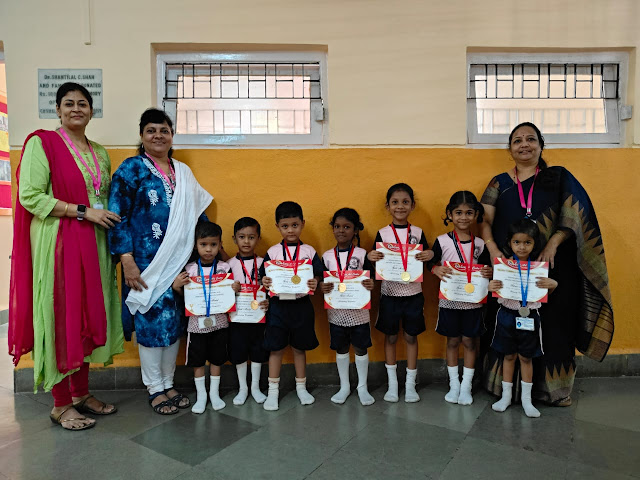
[
  {"x1": 536, "y1": 277, "x2": 558, "y2": 291},
  {"x1": 480, "y1": 265, "x2": 493, "y2": 279},
  {"x1": 488, "y1": 279, "x2": 503, "y2": 292},
  {"x1": 362, "y1": 278, "x2": 375, "y2": 291},
  {"x1": 416, "y1": 249, "x2": 434, "y2": 262},
  {"x1": 307, "y1": 278, "x2": 318, "y2": 292},
  {"x1": 431, "y1": 265, "x2": 453, "y2": 281},
  {"x1": 232, "y1": 280, "x2": 241, "y2": 293},
  {"x1": 367, "y1": 250, "x2": 384, "y2": 262},
  {"x1": 172, "y1": 271, "x2": 190, "y2": 291},
  {"x1": 261, "y1": 276, "x2": 273, "y2": 289},
  {"x1": 320, "y1": 282, "x2": 334, "y2": 294}
]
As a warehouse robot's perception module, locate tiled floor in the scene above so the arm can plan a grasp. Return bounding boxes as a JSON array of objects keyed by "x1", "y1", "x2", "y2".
[{"x1": 0, "y1": 324, "x2": 638, "y2": 479}]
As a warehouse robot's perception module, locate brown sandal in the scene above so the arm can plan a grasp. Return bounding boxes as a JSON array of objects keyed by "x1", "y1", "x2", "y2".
[
  {"x1": 50, "y1": 406, "x2": 96, "y2": 431},
  {"x1": 73, "y1": 395, "x2": 118, "y2": 415},
  {"x1": 554, "y1": 396, "x2": 572, "y2": 407}
]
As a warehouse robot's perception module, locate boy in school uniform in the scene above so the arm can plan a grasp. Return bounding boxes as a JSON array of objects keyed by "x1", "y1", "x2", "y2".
[{"x1": 260, "y1": 201, "x2": 323, "y2": 411}]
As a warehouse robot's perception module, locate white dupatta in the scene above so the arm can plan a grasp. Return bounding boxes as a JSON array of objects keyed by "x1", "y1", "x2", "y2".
[{"x1": 125, "y1": 160, "x2": 212, "y2": 315}]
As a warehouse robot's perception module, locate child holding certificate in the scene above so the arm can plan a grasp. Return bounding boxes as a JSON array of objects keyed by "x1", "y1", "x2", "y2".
[
  {"x1": 488, "y1": 218, "x2": 558, "y2": 417},
  {"x1": 259, "y1": 202, "x2": 324, "y2": 411},
  {"x1": 320, "y1": 208, "x2": 376, "y2": 406},
  {"x1": 367, "y1": 183, "x2": 433, "y2": 403},
  {"x1": 228, "y1": 217, "x2": 270, "y2": 406},
  {"x1": 429, "y1": 191, "x2": 493, "y2": 406},
  {"x1": 173, "y1": 221, "x2": 232, "y2": 414}
]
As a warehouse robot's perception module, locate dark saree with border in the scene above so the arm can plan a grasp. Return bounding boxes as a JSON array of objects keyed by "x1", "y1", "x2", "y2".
[{"x1": 480, "y1": 166, "x2": 613, "y2": 403}]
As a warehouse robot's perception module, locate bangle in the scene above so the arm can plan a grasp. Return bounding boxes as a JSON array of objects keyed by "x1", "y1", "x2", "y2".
[
  {"x1": 555, "y1": 230, "x2": 566, "y2": 239},
  {"x1": 63, "y1": 203, "x2": 69, "y2": 216},
  {"x1": 485, "y1": 239, "x2": 494, "y2": 245},
  {"x1": 120, "y1": 253, "x2": 133, "y2": 258}
]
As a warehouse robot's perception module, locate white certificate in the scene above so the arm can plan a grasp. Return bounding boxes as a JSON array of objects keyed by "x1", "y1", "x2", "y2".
[
  {"x1": 264, "y1": 259, "x2": 315, "y2": 296},
  {"x1": 438, "y1": 262, "x2": 489, "y2": 304},
  {"x1": 229, "y1": 285, "x2": 268, "y2": 324},
  {"x1": 184, "y1": 272, "x2": 236, "y2": 315},
  {"x1": 492, "y1": 258, "x2": 549, "y2": 303},
  {"x1": 323, "y1": 270, "x2": 371, "y2": 310},
  {"x1": 375, "y1": 242, "x2": 424, "y2": 283}
]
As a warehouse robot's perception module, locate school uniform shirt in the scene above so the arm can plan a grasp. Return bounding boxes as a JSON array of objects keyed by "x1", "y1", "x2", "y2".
[
  {"x1": 185, "y1": 260, "x2": 231, "y2": 333},
  {"x1": 321, "y1": 246, "x2": 374, "y2": 327},
  {"x1": 374, "y1": 224, "x2": 428, "y2": 297},
  {"x1": 430, "y1": 232, "x2": 490, "y2": 310},
  {"x1": 259, "y1": 241, "x2": 324, "y2": 299},
  {"x1": 228, "y1": 254, "x2": 264, "y2": 285}
]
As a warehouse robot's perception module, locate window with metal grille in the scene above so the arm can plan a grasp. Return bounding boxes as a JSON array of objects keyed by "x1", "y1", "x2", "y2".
[
  {"x1": 467, "y1": 52, "x2": 630, "y2": 146},
  {"x1": 156, "y1": 51, "x2": 327, "y2": 146}
]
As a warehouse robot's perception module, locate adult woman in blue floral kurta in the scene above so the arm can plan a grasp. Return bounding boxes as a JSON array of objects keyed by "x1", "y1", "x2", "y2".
[{"x1": 108, "y1": 108, "x2": 212, "y2": 414}]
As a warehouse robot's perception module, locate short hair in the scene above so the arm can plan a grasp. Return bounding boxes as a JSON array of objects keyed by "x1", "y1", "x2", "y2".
[
  {"x1": 386, "y1": 183, "x2": 415, "y2": 204},
  {"x1": 503, "y1": 218, "x2": 543, "y2": 259},
  {"x1": 56, "y1": 82, "x2": 93, "y2": 109},
  {"x1": 138, "y1": 108, "x2": 174, "y2": 157},
  {"x1": 275, "y1": 201, "x2": 304, "y2": 223},
  {"x1": 234, "y1": 217, "x2": 261, "y2": 237},
  {"x1": 195, "y1": 220, "x2": 222, "y2": 240}
]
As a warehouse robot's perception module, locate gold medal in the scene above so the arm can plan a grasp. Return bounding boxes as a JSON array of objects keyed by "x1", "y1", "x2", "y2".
[
  {"x1": 291, "y1": 275, "x2": 301, "y2": 284},
  {"x1": 250, "y1": 300, "x2": 259, "y2": 310},
  {"x1": 203, "y1": 317, "x2": 214, "y2": 328},
  {"x1": 338, "y1": 283, "x2": 347, "y2": 292},
  {"x1": 401, "y1": 271, "x2": 411, "y2": 282},
  {"x1": 464, "y1": 283, "x2": 475, "y2": 293}
]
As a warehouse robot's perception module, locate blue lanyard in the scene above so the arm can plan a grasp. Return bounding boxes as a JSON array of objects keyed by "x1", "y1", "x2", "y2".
[
  {"x1": 198, "y1": 258, "x2": 217, "y2": 317},
  {"x1": 515, "y1": 256, "x2": 531, "y2": 307}
]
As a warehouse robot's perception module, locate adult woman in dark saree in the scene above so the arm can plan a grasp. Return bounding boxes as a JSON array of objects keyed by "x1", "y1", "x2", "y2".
[
  {"x1": 9, "y1": 82, "x2": 124, "y2": 430},
  {"x1": 108, "y1": 108, "x2": 212, "y2": 415},
  {"x1": 479, "y1": 122, "x2": 614, "y2": 406}
]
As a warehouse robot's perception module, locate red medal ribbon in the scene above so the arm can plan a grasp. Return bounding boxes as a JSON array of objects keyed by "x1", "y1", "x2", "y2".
[
  {"x1": 239, "y1": 255, "x2": 259, "y2": 301},
  {"x1": 284, "y1": 241, "x2": 301, "y2": 277},
  {"x1": 145, "y1": 153, "x2": 176, "y2": 191},
  {"x1": 334, "y1": 245, "x2": 355, "y2": 284},
  {"x1": 390, "y1": 223, "x2": 410, "y2": 273},
  {"x1": 453, "y1": 230, "x2": 474, "y2": 285},
  {"x1": 515, "y1": 166, "x2": 539, "y2": 217}
]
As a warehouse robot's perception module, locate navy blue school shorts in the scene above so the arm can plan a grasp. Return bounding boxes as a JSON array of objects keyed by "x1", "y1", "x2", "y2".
[
  {"x1": 263, "y1": 296, "x2": 319, "y2": 352},
  {"x1": 186, "y1": 328, "x2": 228, "y2": 367},
  {"x1": 329, "y1": 323, "x2": 372, "y2": 352},
  {"x1": 228, "y1": 322, "x2": 270, "y2": 365},
  {"x1": 435, "y1": 307, "x2": 485, "y2": 338},
  {"x1": 375, "y1": 293, "x2": 426, "y2": 337},
  {"x1": 490, "y1": 306, "x2": 543, "y2": 358}
]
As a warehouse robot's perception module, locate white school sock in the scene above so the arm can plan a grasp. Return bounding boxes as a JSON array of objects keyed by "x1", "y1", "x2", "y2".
[
  {"x1": 263, "y1": 377, "x2": 280, "y2": 411},
  {"x1": 458, "y1": 367, "x2": 475, "y2": 406},
  {"x1": 233, "y1": 362, "x2": 249, "y2": 406},
  {"x1": 492, "y1": 381, "x2": 513, "y2": 412},
  {"x1": 445, "y1": 365, "x2": 460, "y2": 403},
  {"x1": 331, "y1": 353, "x2": 351, "y2": 404},
  {"x1": 355, "y1": 353, "x2": 375, "y2": 406},
  {"x1": 191, "y1": 376, "x2": 207, "y2": 414},
  {"x1": 296, "y1": 377, "x2": 315, "y2": 405},
  {"x1": 384, "y1": 364, "x2": 399, "y2": 402},
  {"x1": 404, "y1": 368, "x2": 420, "y2": 403},
  {"x1": 209, "y1": 375, "x2": 226, "y2": 411},
  {"x1": 521, "y1": 381, "x2": 541, "y2": 418},
  {"x1": 250, "y1": 363, "x2": 267, "y2": 404}
]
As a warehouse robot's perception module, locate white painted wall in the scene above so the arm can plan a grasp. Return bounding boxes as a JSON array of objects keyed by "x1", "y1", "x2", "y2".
[{"x1": 0, "y1": 0, "x2": 638, "y2": 147}]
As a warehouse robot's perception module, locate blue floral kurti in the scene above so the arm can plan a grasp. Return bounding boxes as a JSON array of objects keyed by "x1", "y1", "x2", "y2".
[{"x1": 108, "y1": 155, "x2": 184, "y2": 347}]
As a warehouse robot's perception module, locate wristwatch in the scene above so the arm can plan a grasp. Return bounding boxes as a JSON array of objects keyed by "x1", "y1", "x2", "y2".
[{"x1": 77, "y1": 204, "x2": 87, "y2": 221}]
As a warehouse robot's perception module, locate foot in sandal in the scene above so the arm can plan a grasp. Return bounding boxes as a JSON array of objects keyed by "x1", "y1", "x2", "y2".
[{"x1": 50, "y1": 405, "x2": 96, "y2": 431}]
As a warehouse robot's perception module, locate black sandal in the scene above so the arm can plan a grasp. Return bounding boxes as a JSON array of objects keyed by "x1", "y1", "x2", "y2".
[
  {"x1": 165, "y1": 389, "x2": 191, "y2": 409},
  {"x1": 149, "y1": 392, "x2": 178, "y2": 415}
]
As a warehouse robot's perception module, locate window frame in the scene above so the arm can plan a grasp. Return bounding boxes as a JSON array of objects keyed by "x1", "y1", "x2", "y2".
[
  {"x1": 467, "y1": 52, "x2": 629, "y2": 148},
  {"x1": 155, "y1": 50, "x2": 328, "y2": 148}
]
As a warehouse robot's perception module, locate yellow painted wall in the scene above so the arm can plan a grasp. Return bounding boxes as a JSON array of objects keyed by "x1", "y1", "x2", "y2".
[{"x1": 10, "y1": 146, "x2": 639, "y2": 369}]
